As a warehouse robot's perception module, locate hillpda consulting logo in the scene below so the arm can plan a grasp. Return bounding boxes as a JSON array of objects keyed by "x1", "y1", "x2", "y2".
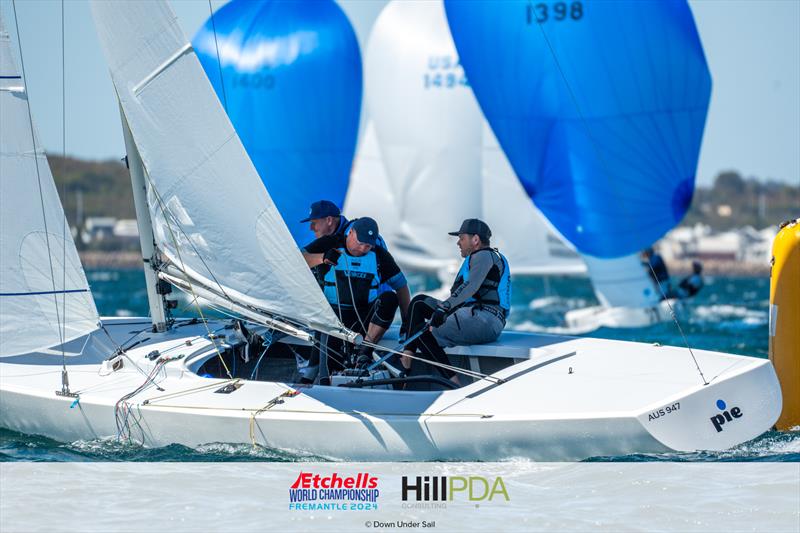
[
  {"x1": 710, "y1": 399, "x2": 743, "y2": 432},
  {"x1": 401, "y1": 475, "x2": 509, "y2": 509},
  {"x1": 288, "y1": 472, "x2": 379, "y2": 511}
]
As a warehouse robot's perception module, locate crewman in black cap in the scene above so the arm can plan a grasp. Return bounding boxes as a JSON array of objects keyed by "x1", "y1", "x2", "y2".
[
  {"x1": 301, "y1": 217, "x2": 410, "y2": 383},
  {"x1": 401, "y1": 219, "x2": 511, "y2": 385}
]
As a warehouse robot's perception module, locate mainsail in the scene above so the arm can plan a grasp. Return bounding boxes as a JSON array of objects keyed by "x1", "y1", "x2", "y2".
[
  {"x1": 0, "y1": 18, "x2": 100, "y2": 357},
  {"x1": 90, "y1": 0, "x2": 352, "y2": 341}
]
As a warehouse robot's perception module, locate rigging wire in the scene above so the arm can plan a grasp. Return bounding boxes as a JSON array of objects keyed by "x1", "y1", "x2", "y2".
[
  {"x1": 206, "y1": 0, "x2": 229, "y2": 113},
  {"x1": 532, "y1": 18, "x2": 708, "y2": 386},
  {"x1": 59, "y1": 0, "x2": 68, "y2": 378},
  {"x1": 135, "y1": 162, "x2": 232, "y2": 378}
]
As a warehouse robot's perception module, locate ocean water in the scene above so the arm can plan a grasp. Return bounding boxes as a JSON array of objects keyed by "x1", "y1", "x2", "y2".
[{"x1": 1, "y1": 269, "x2": 798, "y2": 463}]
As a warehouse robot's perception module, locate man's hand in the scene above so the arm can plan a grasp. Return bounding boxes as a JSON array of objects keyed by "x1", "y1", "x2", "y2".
[
  {"x1": 323, "y1": 248, "x2": 342, "y2": 266},
  {"x1": 430, "y1": 305, "x2": 448, "y2": 328}
]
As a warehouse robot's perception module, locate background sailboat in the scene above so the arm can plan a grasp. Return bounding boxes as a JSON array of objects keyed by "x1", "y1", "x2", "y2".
[
  {"x1": 445, "y1": 0, "x2": 712, "y2": 329},
  {"x1": 193, "y1": 0, "x2": 362, "y2": 246},
  {"x1": 350, "y1": 0, "x2": 585, "y2": 279}
]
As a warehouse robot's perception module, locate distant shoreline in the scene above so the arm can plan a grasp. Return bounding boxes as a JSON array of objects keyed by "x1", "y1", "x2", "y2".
[{"x1": 79, "y1": 252, "x2": 770, "y2": 277}]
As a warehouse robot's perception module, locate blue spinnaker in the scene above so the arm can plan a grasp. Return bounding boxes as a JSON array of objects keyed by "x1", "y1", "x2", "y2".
[
  {"x1": 194, "y1": 0, "x2": 362, "y2": 245},
  {"x1": 445, "y1": 0, "x2": 711, "y2": 258}
]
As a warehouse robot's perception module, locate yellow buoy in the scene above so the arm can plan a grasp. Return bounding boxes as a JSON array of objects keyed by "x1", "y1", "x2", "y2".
[{"x1": 769, "y1": 218, "x2": 800, "y2": 431}]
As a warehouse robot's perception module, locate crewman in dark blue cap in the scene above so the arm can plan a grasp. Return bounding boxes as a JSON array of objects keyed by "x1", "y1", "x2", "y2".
[
  {"x1": 300, "y1": 217, "x2": 409, "y2": 384},
  {"x1": 300, "y1": 200, "x2": 350, "y2": 240},
  {"x1": 300, "y1": 199, "x2": 388, "y2": 250}
]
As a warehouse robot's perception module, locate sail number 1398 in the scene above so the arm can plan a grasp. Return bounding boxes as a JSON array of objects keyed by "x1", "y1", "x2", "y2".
[{"x1": 527, "y1": 1, "x2": 584, "y2": 24}]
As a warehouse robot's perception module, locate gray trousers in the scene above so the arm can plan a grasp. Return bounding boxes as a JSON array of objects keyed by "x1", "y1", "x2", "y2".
[{"x1": 432, "y1": 306, "x2": 505, "y2": 348}]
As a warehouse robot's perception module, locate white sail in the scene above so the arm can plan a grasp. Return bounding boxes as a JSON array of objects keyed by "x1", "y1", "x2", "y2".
[
  {"x1": 364, "y1": 0, "x2": 482, "y2": 268},
  {"x1": 0, "y1": 20, "x2": 99, "y2": 357},
  {"x1": 582, "y1": 254, "x2": 661, "y2": 309},
  {"x1": 89, "y1": 0, "x2": 348, "y2": 338},
  {"x1": 481, "y1": 123, "x2": 586, "y2": 275},
  {"x1": 343, "y1": 120, "x2": 400, "y2": 239}
]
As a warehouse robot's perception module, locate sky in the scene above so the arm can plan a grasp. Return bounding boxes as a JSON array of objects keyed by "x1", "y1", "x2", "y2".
[{"x1": 1, "y1": 0, "x2": 798, "y2": 187}]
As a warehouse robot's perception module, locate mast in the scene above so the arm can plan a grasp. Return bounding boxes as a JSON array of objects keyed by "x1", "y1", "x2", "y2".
[{"x1": 119, "y1": 105, "x2": 168, "y2": 332}]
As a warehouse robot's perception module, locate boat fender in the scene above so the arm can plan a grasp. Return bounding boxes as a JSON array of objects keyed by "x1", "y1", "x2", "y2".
[{"x1": 769, "y1": 218, "x2": 800, "y2": 430}]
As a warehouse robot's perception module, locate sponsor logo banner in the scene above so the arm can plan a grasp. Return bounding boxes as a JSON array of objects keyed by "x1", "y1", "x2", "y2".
[{"x1": 2, "y1": 463, "x2": 797, "y2": 532}]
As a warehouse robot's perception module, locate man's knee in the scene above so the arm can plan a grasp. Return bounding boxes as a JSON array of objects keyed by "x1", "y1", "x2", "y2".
[
  {"x1": 409, "y1": 294, "x2": 428, "y2": 306},
  {"x1": 379, "y1": 290, "x2": 399, "y2": 308},
  {"x1": 370, "y1": 291, "x2": 399, "y2": 328}
]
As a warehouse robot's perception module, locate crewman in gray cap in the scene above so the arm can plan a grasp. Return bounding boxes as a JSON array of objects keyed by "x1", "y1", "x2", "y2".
[{"x1": 401, "y1": 218, "x2": 511, "y2": 385}]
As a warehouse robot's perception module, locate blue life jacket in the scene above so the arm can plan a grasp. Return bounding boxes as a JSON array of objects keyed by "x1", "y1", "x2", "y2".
[
  {"x1": 322, "y1": 249, "x2": 380, "y2": 308},
  {"x1": 451, "y1": 248, "x2": 511, "y2": 314}
]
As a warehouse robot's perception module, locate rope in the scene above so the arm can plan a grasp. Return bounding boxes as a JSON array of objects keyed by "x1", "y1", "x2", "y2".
[
  {"x1": 130, "y1": 401, "x2": 491, "y2": 419},
  {"x1": 249, "y1": 389, "x2": 300, "y2": 446},
  {"x1": 361, "y1": 338, "x2": 502, "y2": 384},
  {"x1": 533, "y1": 18, "x2": 708, "y2": 386},
  {"x1": 114, "y1": 355, "x2": 177, "y2": 442},
  {"x1": 142, "y1": 378, "x2": 239, "y2": 404}
]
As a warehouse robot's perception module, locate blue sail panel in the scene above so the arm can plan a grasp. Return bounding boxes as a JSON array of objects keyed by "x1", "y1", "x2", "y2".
[
  {"x1": 445, "y1": 0, "x2": 711, "y2": 258},
  {"x1": 194, "y1": 0, "x2": 362, "y2": 245}
]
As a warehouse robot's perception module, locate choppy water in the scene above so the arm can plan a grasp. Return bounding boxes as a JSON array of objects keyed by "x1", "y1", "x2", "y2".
[{"x1": 1, "y1": 269, "x2": 798, "y2": 462}]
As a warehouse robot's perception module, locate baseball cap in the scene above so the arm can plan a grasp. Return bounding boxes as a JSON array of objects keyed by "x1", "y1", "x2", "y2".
[
  {"x1": 351, "y1": 217, "x2": 379, "y2": 246},
  {"x1": 300, "y1": 200, "x2": 340, "y2": 223},
  {"x1": 448, "y1": 218, "x2": 492, "y2": 240}
]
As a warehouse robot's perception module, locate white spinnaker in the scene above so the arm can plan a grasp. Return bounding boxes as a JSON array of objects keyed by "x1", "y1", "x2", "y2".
[
  {"x1": 582, "y1": 254, "x2": 661, "y2": 309},
  {"x1": 482, "y1": 123, "x2": 586, "y2": 275},
  {"x1": 364, "y1": 0, "x2": 482, "y2": 267},
  {"x1": 344, "y1": 120, "x2": 400, "y2": 239},
  {"x1": 89, "y1": 0, "x2": 345, "y2": 336},
  {"x1": 0, "y1": 21, "x2": 99, "y2": 357}
]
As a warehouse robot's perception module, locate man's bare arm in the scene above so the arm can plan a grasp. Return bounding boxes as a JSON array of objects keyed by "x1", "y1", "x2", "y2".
[{"x1": 303, "y1": 251, "x2": 324, "y2": 268}]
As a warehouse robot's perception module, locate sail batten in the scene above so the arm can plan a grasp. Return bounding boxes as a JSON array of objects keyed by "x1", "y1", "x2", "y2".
[{"x1": 90, "y1": 0, "x2": 348, "y2": 338}]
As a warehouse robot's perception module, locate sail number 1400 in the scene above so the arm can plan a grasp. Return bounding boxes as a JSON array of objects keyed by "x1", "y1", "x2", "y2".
[{"x1": 527, "y1": 2, "x2": 584, "y2": 24}]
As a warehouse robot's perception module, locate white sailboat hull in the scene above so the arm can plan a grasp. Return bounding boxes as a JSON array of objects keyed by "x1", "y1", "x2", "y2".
[
  {"x1": 564, "y1": 300, "x2": 679, "y2": 333},
  {"x1": 0, "y1": 318, "x2": 781, "y2": 461}
]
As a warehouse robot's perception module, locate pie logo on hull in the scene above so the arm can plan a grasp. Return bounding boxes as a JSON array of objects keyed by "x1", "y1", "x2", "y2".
[{"x1": 710, "y1": 399, "x2": 743, "y2": 432}]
